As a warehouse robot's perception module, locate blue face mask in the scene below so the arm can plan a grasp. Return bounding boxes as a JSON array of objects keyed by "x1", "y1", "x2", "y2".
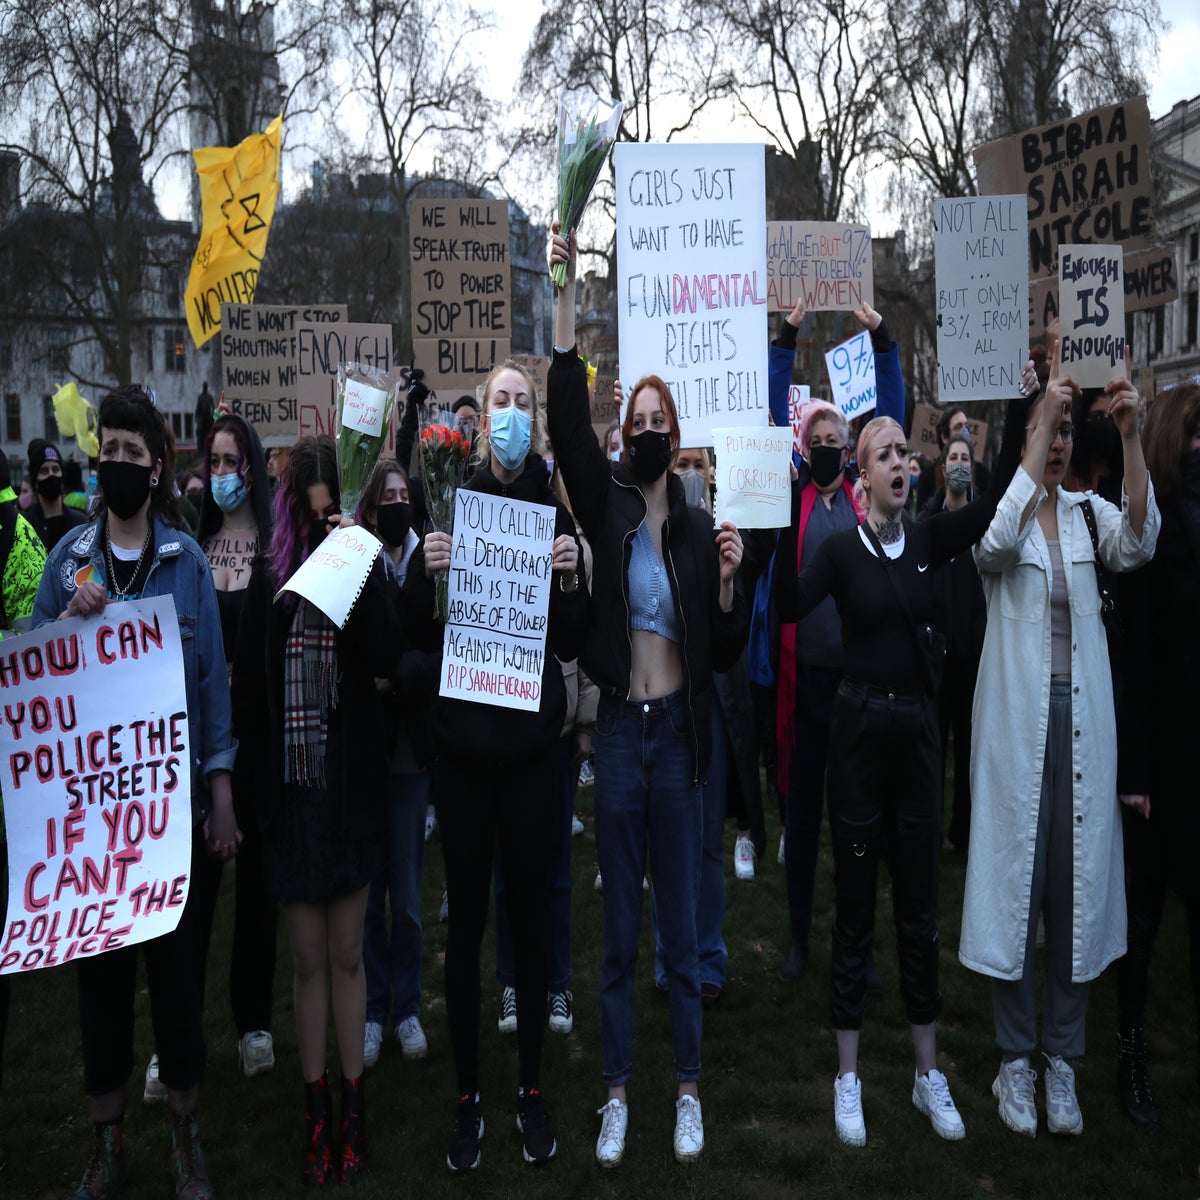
[
  {"x1": 489, "y1": 405, "x2": 531, "y2": 471},
  {"x1": 210, "y1": 471, "x2": 248, "y2": 512}
]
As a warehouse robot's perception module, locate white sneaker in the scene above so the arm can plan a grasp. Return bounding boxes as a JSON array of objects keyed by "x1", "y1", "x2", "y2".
[
  {"x1": 425, "y1": 804, "x2": 437, "y2": 841},
  {"x1": 498, "y1": 986, "x2": 518, "y2": 1034},
  {"x1": 143, "y1": 1052, "x2": 167, "y2": 1103},
  {"x1": 548, "y1": 990, "x2": 574, "y2": 1034},
  {"x1": 912, "y1": 1068, "x2": 965, "y2": 1140},
  {"x1": 734, "y1": 835, "x2": 755, "y2": 881},
  {"x1": 439, "y1": 889, "x2": 449, "y2": 922},
  {"x1": 1043, "y1": 1053, "x2": 1083, "y2": 1135},
  {"x1": 992, "y1": 1057, "x2": 1038, "y2": 1137},
  {"x1": 238, "y1": 1030, "x2": 275, "y2": 1078},
  {"x1": 595, "y1": 1098, "x2": 628, "y2": 1167},
  {"x1": 594, "y1": 871, "x2": 603, "y2": 893},
  {"x1": 673, "y1": 1094, "x2": 704, "y2": 1161},
  {"x1": 778, "y1": 831, "x2": 786, "y2": 865},
  {"x1": 833, "y1": 1072, "x2": 867, "y2": 1146},
  {"x1": 364, "y1": 1020, "x2": 384, "y2": 1068},
  {"x1": 571, "y1": 813, "x2": 585, "y2": 837},
  {"x1": 396, "y1": 1015, "x2": 428, "y2": 1061}
]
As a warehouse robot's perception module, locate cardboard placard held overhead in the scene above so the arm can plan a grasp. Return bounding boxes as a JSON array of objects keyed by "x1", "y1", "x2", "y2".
[
  {"x1": 824, "y1": 330, "x2": 878, "y2": 421},
  {"x1": 220, "y1": 303, "x2": 348, "y2": 446},
  {"x1": 1058, "y1": 244, "x2": 1126, "y2": 388},
  {"x1": 766, "y1": 222, "x2": 873, "y2": 312},
  {"x1": 294, "y1": 321, "x2": 393, "y2": 441},
  {"x1": 934, "y1": 195, "x2": 1029, "y2": 402},
  {"x1": 411, "y1": 198, "x2": 511, "y2": 398},
  {"x1": 910, "y1": 404, "x2": 990, "y2": 463},
  {"x1": 509, "y1": 354, "x2": 549, "y2": 403},
  {"x1": 615, "y1": 143, "x2": 769, "y2": 448}
]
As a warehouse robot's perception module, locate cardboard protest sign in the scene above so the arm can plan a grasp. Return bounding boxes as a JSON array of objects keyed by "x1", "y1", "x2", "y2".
[
  {"x1": 787, "y1": 384, "x2": 811, "y2": 456},
  {"x1": 510, "y1": 354, "x2": 549, "y2": 403},
  {"x1": 766, "y1": 222, "x2": 873, "y2": 312},
  {"x1": 824, "y1": 330, "x2": 878, "y2": 421},
  {"x1": 615, "y1": 143, "x2": 769, "y2": 448},
  {"x1": 1058, "y1": 244, "x2": 1126, "y2": 388},
  {"x1": 411, "y1": 198, "x2": 511, "y2": 397},
  {"x1": 910, "y1": 404, "x2": 989, "y2": 463},
  {"x1": 591, "y1": 375, "x2": 619, "y2": 432},
  {"x1": 440, "y1": 491, "x2": 555, "y2": 712},
  {"x1": 295, "y1": 321, "x2": 393, "y2": 440},
  {"x1": 0, "y1": 597, "x2": 192, "y2": 974},
  {"x1": 220, "y1": 303, "x2": 347, "y2": 446},
  {"x1": 934, "y1": 195, "x2": 1029, "y2": 402},
  {"x1": 276, "y1": 524, "x2": 382, "y2": 629},
  {"x1": 712, "y1": 426, "x2": 792, "y2": 528}
]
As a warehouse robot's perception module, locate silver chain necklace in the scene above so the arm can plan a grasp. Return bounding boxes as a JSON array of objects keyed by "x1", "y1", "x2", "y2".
[{"x1": 104, "y1": 516, "x2": 152, "y2": 599}]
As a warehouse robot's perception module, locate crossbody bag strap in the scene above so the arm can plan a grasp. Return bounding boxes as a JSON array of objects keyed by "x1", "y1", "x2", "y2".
[{"x1": 860, "y1": 518, "x2": 923, "y2": 647}]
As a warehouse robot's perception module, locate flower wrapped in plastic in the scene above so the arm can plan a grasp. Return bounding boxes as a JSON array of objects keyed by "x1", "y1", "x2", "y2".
[
  {"x1": 336, "y1": 362, "x2": 402, "y2": 521},
  {"x1": 419, "y1": 422, "x2": 473, "y2": 621},
  {"x1": 551, "y1": 89, "x2": 623, "y2": 289}
]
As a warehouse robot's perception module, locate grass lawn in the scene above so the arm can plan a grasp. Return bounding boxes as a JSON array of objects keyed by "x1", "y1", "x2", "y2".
[{"x1": 4, "y1": 780, "x2": 1200, "y2": 1199}]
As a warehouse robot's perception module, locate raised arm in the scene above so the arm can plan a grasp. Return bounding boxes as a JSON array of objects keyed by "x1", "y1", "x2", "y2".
[
  {"x1": 770, "y1": 300, "x2": 805, "y2": 437},
  {"x1": 1108, "y1": 346, "x2": 1150, "y2": 542},
  {"x1": 853, "y1": 302, "x2": 906, "y2": 425}
]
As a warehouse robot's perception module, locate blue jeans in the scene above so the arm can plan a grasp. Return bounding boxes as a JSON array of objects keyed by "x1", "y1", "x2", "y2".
[
  {"x1": 594, "y1": 691, "x2": 703, "y2": 1085},
  {"x1": 495, "y1": 736, "x2": 576, "y2": 990},
  {"x1": 364, "y1": 771, "x2": 429, "y2": 1025},
  {"x1": 653, "y1": 702, "x2": 728, "y2": 989}
]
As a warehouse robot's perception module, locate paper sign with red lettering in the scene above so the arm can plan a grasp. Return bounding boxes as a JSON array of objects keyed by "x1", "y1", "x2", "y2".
[
  {"x1": 766, "y1": 222, "x2": 873, "y2": 312},
  {"x1": 275, "y1": 524, "x2": 382, "y2": 629},
  {"x1": 0, "y1": 596, "x2": 192, "y2": 975},
  {"x1": 712, "y1": 426, "x2": 793, "y2": 529},
  {"x1": 788, "y1": 384, "x2": 811, "y2": 455},
  {"x1": 824, "y1": 330, "x2": 878, "y2": 421},
  {"x1": 440, "y1": 490, "x2": 555, "y2": 712}
]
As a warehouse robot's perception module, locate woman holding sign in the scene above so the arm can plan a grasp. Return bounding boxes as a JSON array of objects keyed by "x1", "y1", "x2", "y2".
[
  {"x1": 232, "y1": 434, "x2": 400, "y2": 1184},
  {"x1": 408, "y1": 359, "x2": 588, "y2": 1173},
  {"x1": 962, "y1": 346, "x2": 1157, "y2": 1139},
  {"x1": 548, "y1": 228, "x2": 747, "y2": 1168},
  {"x1": 774, "y1": 362, "x2": 1037, "y2": 1148},
  {"x1": 32, "y1": 384, "x2": 237, "y2": 1200}
]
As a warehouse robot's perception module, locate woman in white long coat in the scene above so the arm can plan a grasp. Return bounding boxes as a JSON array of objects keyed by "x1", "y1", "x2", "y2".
[{"x1": 961, "y1": 343, "x2": 1158, "y2": 1140}]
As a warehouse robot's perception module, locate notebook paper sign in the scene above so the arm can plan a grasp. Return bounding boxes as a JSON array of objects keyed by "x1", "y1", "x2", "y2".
[
  {"x1": 276, "y1": 525, "x2": 382, "y2": 629},
  {"x1": 824, "y1": 330, "x2": 877, "y2": 421},
  {"x1": 1058, "y1": 244, "x2": 1126, "y2": 388},
  {"x1": 440, "y1": 491, "x2": 555, "y2": 712},
  {"x1": 341, "y1": 378, "x2": 387, "y2": 437},
  {"x1": 712, "y1": 426, "x2": 792, "y2": 529}
]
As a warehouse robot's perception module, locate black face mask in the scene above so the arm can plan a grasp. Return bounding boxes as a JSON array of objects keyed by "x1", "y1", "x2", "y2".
[
  {"x1": 807, "y1": 444, "x2": 844, "y2": 488},
  {"x1": 629, "y1": 430, "x2": 673, "y2": 483},
  {"x1": 98, "y1": 460, "x2": 153, "y2": 521},
  {"x1": 375, "y1": 501, "x2": 412, "y2": 548},
  {"x1": 36, "y1": 474, "x2": 64, "y2": 501}
]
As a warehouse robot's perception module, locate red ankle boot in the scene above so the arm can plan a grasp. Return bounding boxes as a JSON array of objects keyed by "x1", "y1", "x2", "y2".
[
  {"x1": 302, "y1": 1074, "x2": 334, "y2": 1185},
  {"x1": 338, "y1": 1074, "x2": 366, "y2": 1185}
]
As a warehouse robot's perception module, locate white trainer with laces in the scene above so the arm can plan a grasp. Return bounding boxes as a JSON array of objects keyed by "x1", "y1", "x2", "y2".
[
  {"x1": 673, "y1": 1094, "x2": 704, "y2": 1161},
  {"x1": 363, "y1": 1021, "x2": 384, "y2": 1069},
  {"x1": 497, "y1": 986, "x2": 518, "y2": 1034},
  {"x1": 396, "y1": 1015, "x2": 428, "y2": 1061},
  {"x1": 1043, "y1": 1053, "x2": 1083, "y2": 1135},
  {"x1": 992, "y1": 1056, "x2": 1038, "y2": 1137},
  {"x1": 548, "y1": 990, "x2": 574, "y2": 1034},
  {"x1": 595, "y1": 1098, "x2": 628, "y2": 1167},
  {"x1": 833, "y1": 1072, "x2": 867, "y2": 1146},
  {"x1": 143, "y1": 1052, "x2": 167, "y2": 1103},
  {"x1": 238, "y1": 1030, "x2": 275, "y2": 1078},
  {"x1": 778, "y1": 831, "x2": 786, "y2": 866},
  {"x1": 734, "y1": 835, "x2": 755, "y2": 881},
  {"x1": 912, "y1": 1068, "x2": 965, "y2": 1139}
]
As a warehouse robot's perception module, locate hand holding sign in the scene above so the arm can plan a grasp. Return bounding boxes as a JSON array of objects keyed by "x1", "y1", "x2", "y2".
[
  {"x1": 63, "y1": 580, "x2": 107, "y2": 620},
  {"x1": 852, "y1": 301, "x2": 882, "y2": 332},
  {"x1": 1105, "y1": 345, "x2": 1139, "y2": 439},
  {"x1": 551, "y1": 533, "x2": 578, "y2": 576},
  {"x1": 424, "y1": 530, "x2": 452, "y2": 576}
]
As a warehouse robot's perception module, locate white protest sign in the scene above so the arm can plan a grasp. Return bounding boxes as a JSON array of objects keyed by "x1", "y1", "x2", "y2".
[
  {"x1": 1058, "y1": 243, "x2": 1126, "y2": 388},
  {"x1": 934, "y1": 194, "x2": 1029, "y2": 402},
  {"x1": 615, "y1": 143, "x2": 769, "y2": 448},
  {"x1": 824, "y1": 331, "x2": 878, "y2": 421},
  {"x1": 440, "y1": 491, "x2": 555, "y2": 712},
  {"x1": 712, "y1": 426, "x2": 792, "y2": 529},
  {"x1": 276, "y1": 524, "x2": 382, "y2": 629},
  {"x1": 1, "y1": 597, "x2": 192, "y2": 974},
  {"x1": 787, "y1": 384, "x2": 811, "y2": 456},
  {"x1": 766, "y1": 222, "x2": 874, "y2": 312}
]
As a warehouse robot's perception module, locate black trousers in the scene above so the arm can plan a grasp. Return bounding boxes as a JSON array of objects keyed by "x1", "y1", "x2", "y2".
[
  {"x1": 937, "y1": 653, "x2": 978, "y2": 850},
  {"x1": 827, "y1": 679, "x2": 942, "y2": 1031},
  {"x1": 438, "y1": 753, "x2": 552, "y2": 1096}
]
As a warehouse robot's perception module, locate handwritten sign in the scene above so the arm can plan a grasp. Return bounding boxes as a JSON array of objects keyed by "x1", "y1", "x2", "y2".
[
  {"x1": 295, "y1": 321, "x2": 393, "y2": 441},
  {"x1": 824, "y1": 331, "x2": 877, "y2": 421},
  {"x1": 1058, "y1": 243, "x2": 1125, "y2": 387},
  {"x1": 0, "y1": 597, "x2": 192, "y2": 974},
  {"x1": 766, "y1": 222, "x2": 873, "y2": 312},
  {"x1": 615, "y1": 143, "x2": 769, "y2": 448},
  {"x1": 341, "y1": 378, "x2": 388, "y2": 437},
  {"x1": 910, "y1": 404, "x2": 990, "y2": 463},
  {"x1": 934, "y1": 195, "x2": 1029, "y2": 402},
  {"x1": 220, "y1": 304, "x2": 347, "y2": 446},
  {"x1": 276, "y1": 524, "x2": 382, "y2": 629},
  {"x1": 509, "y1": 353, "x2": 549, "y2": 403},
  {"x1": 440, "y1": 491, "x2": 555, "y2": 712},
  {"x1": 411, "y1": 198, "x2": 511, "y2": 396},
  {"x1": 712, "y1": 426, "x2": 792, "y2": 528},
  {"x1": 787, "y1": 384, "x2": 811, "y2": 456}
]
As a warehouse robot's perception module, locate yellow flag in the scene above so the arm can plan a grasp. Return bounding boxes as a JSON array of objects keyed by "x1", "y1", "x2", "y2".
[
  {"x1": 51, "y1": 381, "x2": 100, "y2": 458},
  {"x1": 185, "y1": 114, "x2": 283, "y2": 348}
]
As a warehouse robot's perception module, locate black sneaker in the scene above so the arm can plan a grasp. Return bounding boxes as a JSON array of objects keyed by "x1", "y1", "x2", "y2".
[
  {"x1": 516, "y1": 1088, "x2": 557, "y2": 1165},
  {"x1": 447, "y1": 1094, "x2": 484, "y2": 1173},
  {"x1": 779, "y1": 939, "x2": 808, "y2": 982}
]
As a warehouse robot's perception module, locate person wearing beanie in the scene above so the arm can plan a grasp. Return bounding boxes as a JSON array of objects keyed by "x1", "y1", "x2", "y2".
[{"x1": 26, "y1": 437, "x2": 85, "y2": 552}]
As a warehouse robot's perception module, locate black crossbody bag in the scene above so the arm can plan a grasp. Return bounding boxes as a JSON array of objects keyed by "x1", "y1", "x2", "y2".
[{"x1": 1078, "y1": 498, "x2": 1120, "y2": 636}]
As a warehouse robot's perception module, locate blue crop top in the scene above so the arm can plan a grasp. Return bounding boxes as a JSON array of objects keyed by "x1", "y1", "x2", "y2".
[{"x1": 628, "y1": 519, "x2": 681, "y2": 642}]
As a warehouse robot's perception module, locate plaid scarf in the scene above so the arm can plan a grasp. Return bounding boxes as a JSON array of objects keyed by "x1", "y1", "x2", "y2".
[{"x1": 283, "y1": 598, "x2": 338, "y2": 787}]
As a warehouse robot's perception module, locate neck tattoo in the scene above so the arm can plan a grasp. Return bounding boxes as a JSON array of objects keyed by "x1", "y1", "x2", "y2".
[{"x1": 873, "y1": 515, "x2": 903, "y2": 545}]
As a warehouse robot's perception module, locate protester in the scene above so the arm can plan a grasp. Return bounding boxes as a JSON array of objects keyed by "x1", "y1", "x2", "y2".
[
  {"x1": 232, "y1": 435, "x2": 400, "y2": 1184},
  {"x1": 17, "y1": 474, "x2": 33, "y2": 511},
  {"x1": 25, "y1": 436, "x2": 87, "y2": 551},
  {"x1": 407, "y1": 357, "x2": 588, "y2": 1172},
  {"x1": 451, "y1": 394, "x2": 480, "y2": 446},
  {"x1": 549, "y1": 227, "x2": 747, "y2": 1167},
  {"x1": 915, "y1": 407, "x2": 990, "y2": 509},
  {"x1": 775, "y1": 360, "x2": 1035, "y2": 1147},
  {"x1": 961, "y1": 345, "x2": 1158, "y2": 1139},
  {"x1": 32, "y1": 384, "x2": 237, "y2": 1200},
  {"x1": 0, "y1": 456, "x2": 48, "y2": 634}
]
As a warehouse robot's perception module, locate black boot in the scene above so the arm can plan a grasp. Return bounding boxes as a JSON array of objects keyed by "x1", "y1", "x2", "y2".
[
  {"x1": 338, "y1": 1074, "x2": 366, "y2": 1184},
  {"x1": 302, "y1": 1074, "x2": 334, "y2": 1185},
  {"x1": 74, "y1": 1117, "x2": 128, "y2": 1200},
  {"x1": 1116, "y1": 1026, "x2": 1163, "y2": 1132},
  {"x1": 779, "y1": 939, "x2": 808, "y2": 982}
]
